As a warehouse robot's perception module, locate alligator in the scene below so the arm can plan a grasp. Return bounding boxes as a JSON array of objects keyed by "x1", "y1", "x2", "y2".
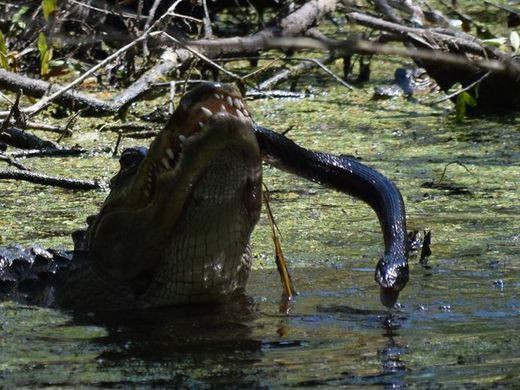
[
  {"x1": 372, "y1": 68, "x2": 438, "y2": 100},
  {"x1": 0, "y1": 82, "x2": 409, "y2": 311}
]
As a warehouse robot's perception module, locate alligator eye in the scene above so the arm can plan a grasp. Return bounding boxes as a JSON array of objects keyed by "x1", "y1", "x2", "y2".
[
  {"x1": 119, "y1": 147, "x2": 147, "y2": 171},
  {"x1": 110, "y1": 147, "x2": 148, "y2": 189}
]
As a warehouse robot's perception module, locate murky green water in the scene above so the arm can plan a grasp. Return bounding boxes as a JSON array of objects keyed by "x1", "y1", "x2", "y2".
[{"x1": 1, "y1": 65, "x2": 519, "y2": 387}]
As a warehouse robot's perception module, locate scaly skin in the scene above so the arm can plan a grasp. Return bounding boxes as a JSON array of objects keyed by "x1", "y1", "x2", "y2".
[{"x1": 56, "y1": 83, "x2": 262, "y2": 310}]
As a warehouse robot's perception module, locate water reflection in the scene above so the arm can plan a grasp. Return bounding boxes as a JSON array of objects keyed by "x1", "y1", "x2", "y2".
[
  {"x1": 60, "y1": 296, "x2": 265, "y2": 387},
  {"x1": 60, "y1": 268, "x2": 417, "y2": 388},
  {"x1": 1, "y1": 259, "x2": 518, "y2": 387},
  {"x1": 293, "y1": 304, "x2": 410, "y2": 387}
]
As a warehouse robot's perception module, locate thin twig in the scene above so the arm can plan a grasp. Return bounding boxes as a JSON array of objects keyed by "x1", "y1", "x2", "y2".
[
  {"x1": 201, "y1": 0, "x2": 213, "y2": 38},
  {"x1": 0, "y1": 91, "x2": 21, "y2": 133},
  {"x1": 437, "y1": 161, "x2": 479, "y2": 185},
  {"x1": 57, "y1": 109, "x2": 82, "y2": 143},
  {"x1": 162, "y1": 32, "x2": 242, "y2": 80},
  {"x1": 310, "y1": 58, "x2": 354, "y2": 90},
  {"x1": 25, "y1": 121, "x2": 64, "y2": 134},
  {"x1": 169, "y1": 81, "x2": 176, "y2": 114},
  {"x1": 169, "y1": 12, "x2": 203, "y2": 24},
  {"x1": 99, "y1": 122, "x2": 159, "y2": 132},
  {"x1": 68, "y1": 0, "x2": 139, "y2": 18},
  {"x1": 142, "y1": 0, "x2": 165, "y2": 56},
  {"x1": 123, "y1": 130, "x2": 159, "y2": 139},
  {"x1": 24, "y1": 33, "x2": 158, "y2": 118},
  {"x1": 0, "y1": 153, "x2": 28, "y2": 170},
  {"x1": 430, "y1": 71, "x2": 491, "y2": 105},
  {"x1": 241, "y1": 54, "x2": 285, "y2": 80},
  {"x1": 144, "y1": 0, "x2": 165, "y2": 28},
  {"x1": 113, "y1": 131, "x2": 123, "y2": 157},
  {"x1": 0, "y1": 90, "x2": 14, "y2": 105}
]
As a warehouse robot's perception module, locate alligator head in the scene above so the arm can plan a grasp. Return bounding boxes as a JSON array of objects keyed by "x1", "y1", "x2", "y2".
[{"x1": 83, "y1": 83, "x2": 262, "y2": 307}]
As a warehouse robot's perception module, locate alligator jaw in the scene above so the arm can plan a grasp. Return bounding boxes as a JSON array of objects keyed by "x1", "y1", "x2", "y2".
[
  {"x1": 124, "y1": 82, "x2": 252, "y2": 210},
  {"x1": 86, "y1": 83, "x2": 261, "y2": 285}
]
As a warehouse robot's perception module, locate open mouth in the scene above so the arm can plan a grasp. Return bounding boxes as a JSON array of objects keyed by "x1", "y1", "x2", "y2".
[
  {"x1": 134, "y1": 83, "x2": 253, "y2": 207},
  {"x1": 87, "y1": 83, "x2": 260, "y2": 282}
]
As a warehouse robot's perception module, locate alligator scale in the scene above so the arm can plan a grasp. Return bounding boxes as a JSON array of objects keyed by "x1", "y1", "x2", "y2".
[{"x1": 0, "y1": 83, "x2": 409, "y2": 310}]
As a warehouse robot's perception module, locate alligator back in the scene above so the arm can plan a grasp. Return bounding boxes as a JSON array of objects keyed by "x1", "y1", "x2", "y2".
[{"x1": 0, "y1": 244, "x2": 76, "y2": 306}]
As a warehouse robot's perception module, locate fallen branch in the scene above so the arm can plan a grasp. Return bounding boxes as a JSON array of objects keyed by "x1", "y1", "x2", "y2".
[
  {"x1": 0, "y1": 69, "x2": 116, "y2": 116},
  {"x1": 99, "y1": 122, "x2": 160, "y2": 133},
  {"x1": 9, "y1": 147, "x2": 102, "y2": 159},
  {"x1": 0, "y1": 0, "x2": 185, "y2": 118},
  {"x1": 255, "y1": 36, "x2": 520, "y2": 77},
  {"x1": 0, "y1": 127, "x2": 59, "y2": 150},
  {"x1": 25, "y1": 121, "x2": 68, "y2": 134},
  {"x1": 0, "y1": 51, "x2": 184, "y2": 118},
  {"x1": 0, "y1": 169, "x2": 102, "y2": 190},
  {"x1": 2, "y1": 0, "x2": 516, "y2": 118},
  {"x1": 0, "y1": 0, "x2": 339, "y2": 119},
  {"x1": 347, "y1": 11, "x2": 500, "y2": 59},
  {"x1": 2, "y1": 33, "x2": 517, "y2": 117}
]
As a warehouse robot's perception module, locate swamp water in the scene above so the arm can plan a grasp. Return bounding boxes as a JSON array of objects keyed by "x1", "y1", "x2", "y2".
[{"x1": 0, "y1": 79, "x2": 518, "y2": 387}]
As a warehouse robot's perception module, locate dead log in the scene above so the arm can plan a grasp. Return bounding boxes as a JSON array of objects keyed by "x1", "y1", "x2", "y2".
[
  {"x1": 0, "y1": 127, "x2": 59, "y2": 150},
  {"x1": 0, "y1": 169, "x2": 101, "y2": 190}
]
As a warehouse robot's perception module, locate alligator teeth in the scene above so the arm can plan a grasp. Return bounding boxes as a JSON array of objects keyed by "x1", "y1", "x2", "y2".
[
  {"x1": 201, "y1": 107, "x2": 213, "y2": 118},
  {"x1": 198, "y1": 121, "x2": 204, "y2": 129},
  {"x1": 161, "y1": 157, "x2": 171, "y2": 169},
  {"x1": 233, "y1": 98, "x2": 242, "y2": 109},
  {"x1": 226, "y1": 96, "x2": 233, "y2": 106},
  {"x1": 179, "y1": 134, "x2": 187, "y2": 144},
  {"x1": 166, "y1": 148, "x2": 174, "y2": 160},
  {"x1": 213, "y1": 93, "x2": 222, "y2": 100},
  {"x1": 220, "y1": 104, "x2": 226, "y2": 112},
  {"x1": 236, "y1": 108, "x2": 245, "y2": 119}
]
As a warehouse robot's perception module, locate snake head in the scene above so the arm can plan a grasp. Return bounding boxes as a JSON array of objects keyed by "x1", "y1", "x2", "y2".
[{"x1": 375, "y1": 255, "x2": 409, "y2": 308}]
